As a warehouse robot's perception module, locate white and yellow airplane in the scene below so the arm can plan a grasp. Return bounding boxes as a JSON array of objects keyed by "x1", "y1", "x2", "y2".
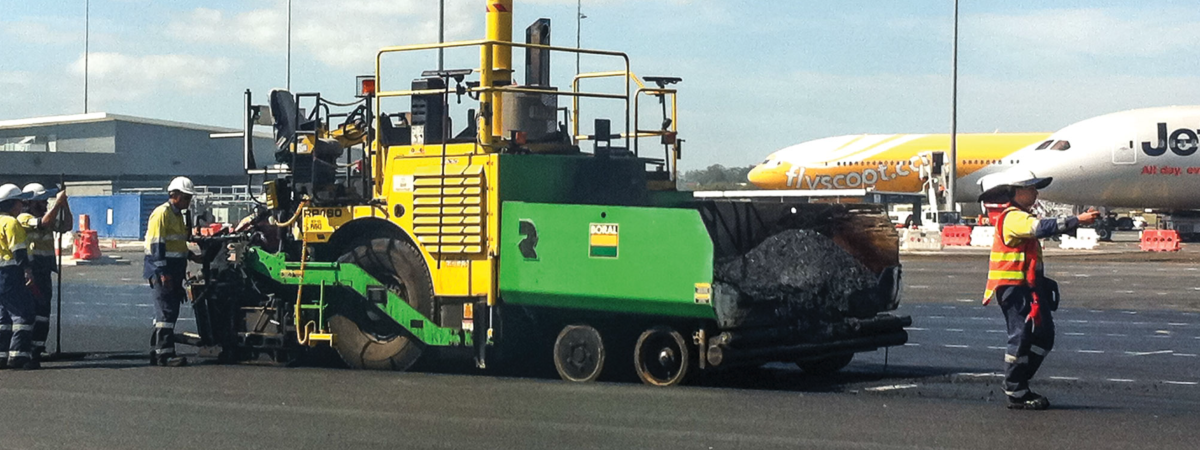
[{"x1": 747, "y1": 133, "x2": 1051, "y2": 202}]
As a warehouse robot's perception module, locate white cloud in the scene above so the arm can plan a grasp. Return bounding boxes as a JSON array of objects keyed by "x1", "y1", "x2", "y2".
[
  {"x1": 166, "y1": 8, "x2": 286, "y2": 50},
  {"x1": 0, "y1": 71, "x2": 35, "y2": 103},
  {"x1": 70, "y1": 52, "x2": 235, "y2": 104},
  {"x1": 3, "y1": 20, "x2": 82, "y2": 45},
  {"x1": 971, "y1": 8, "x2": 1200, "y2": 59},
  {"x1": 166, "y1": 0, "x2": 480, "y2": 69}
]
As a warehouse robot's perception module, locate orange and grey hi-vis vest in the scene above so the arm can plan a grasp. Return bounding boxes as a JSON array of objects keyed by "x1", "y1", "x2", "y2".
[{"x1": 983, "y1": 206, "x2": 1041, "y2": 303}]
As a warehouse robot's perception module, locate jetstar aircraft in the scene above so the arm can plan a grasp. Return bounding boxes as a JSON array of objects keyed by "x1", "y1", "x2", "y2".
[
  {"x1": 1013, "y1": 106, "x2": 1200, "y2": 210},
  {"x1": 747, "y1": 133, "x2": 1050, "y2": 202}
]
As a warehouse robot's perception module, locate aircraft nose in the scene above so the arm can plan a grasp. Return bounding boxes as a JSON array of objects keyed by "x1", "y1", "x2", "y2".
[{"x1": 748, "y1": 165, "x2": 785, "y2": 188}]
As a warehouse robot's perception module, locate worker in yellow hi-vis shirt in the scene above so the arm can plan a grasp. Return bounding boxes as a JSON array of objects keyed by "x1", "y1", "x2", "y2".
[
  {"x1": 144, "y1": 177, "x2": 200, "y2": 367},
  {"x1": 978, "y1": 169, "x2": 1099, "y2": 410},
  {"x1": 0, "y1": 184, "x2": 36, "y2": 370},
  {"x1": 18, "y1": 183, "x2": 72, "y2": 367}
]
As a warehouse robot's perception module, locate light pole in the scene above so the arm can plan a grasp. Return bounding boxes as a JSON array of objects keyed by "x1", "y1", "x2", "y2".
[
  {"x1": 576, "y1": 0, "x2": 587, "y2": 74},
  {"x1": 947, "y1": 0, "x2": 959, "y2": 212},
  {"x1": 438, "y1": 0, "x2": 445, "y2": 70},
  {"x1": 84, "y1": 0, "x2": 89, "y2": 113},
  {"x1": 286, "y1": 0, "x2": 292, "y2": 91}
]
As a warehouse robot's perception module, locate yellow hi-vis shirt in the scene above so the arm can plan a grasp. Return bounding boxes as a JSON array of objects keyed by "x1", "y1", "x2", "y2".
[
  {"x1": 144, "y1": 202, "x2": 189, "y2": 278},
  {"x1": 1000, "y1": 209, "x2": 1043, "y2": 249},
  {"x1": 0, "y1": 213, "x2": 28, "y2": 268},
  {"x1": 17, "y1": 212, "x2": 56, "y2": 259}
]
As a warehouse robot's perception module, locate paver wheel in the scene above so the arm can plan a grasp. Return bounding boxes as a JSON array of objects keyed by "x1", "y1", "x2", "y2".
[
  {"x1": 796, "y1": 353, "x2": 853, "y2": 375},
  {"x1": 553, "y1": 324, "x2": 606, "y2": 382},
  {"x1": 634, "y1": 327, "x2": 690, "y2": 386},
  {"x1": 331, "y1": 237, "x2": 433, "y2": 371}
]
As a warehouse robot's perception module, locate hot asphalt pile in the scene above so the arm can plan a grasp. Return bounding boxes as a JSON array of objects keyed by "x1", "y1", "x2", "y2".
[{"x1": 713, "y1": 229, "x2": 883, "y2": 331}]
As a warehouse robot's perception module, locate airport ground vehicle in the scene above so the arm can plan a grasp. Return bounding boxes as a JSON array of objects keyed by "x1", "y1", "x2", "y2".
[{"x1": 184, "y1": 0, "x2": 909, "y2": 385}]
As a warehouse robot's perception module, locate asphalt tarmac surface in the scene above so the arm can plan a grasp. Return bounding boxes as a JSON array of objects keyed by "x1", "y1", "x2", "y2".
[{"x1": 7, "y1": 242, "x2": 1200, "y2": 449}]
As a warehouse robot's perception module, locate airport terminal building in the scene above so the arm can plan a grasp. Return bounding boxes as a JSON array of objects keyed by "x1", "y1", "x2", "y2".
[{"x1": 0, "y1": 113, "x2": 274, "y2": 195}]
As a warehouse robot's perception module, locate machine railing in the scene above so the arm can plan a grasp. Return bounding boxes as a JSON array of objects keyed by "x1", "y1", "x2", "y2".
[
  {"x1": 572, "y1": 71, "x2": 680, "y2": 181},
  {"x1": 371, "y1": 40, "x2": 634, "y2": 193}
]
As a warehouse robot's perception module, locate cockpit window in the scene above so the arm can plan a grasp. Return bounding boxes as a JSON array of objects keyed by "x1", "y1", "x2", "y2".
[
  {"x1": 1050, "y1": 140, "x2": 1070, "y2": 151},
  {"x1": 1035, "y1": 140, "x2": 1054, "y2": 150}
]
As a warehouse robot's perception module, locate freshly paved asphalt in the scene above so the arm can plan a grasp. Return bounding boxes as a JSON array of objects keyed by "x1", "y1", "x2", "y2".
[{"x1": 6, "y1": 244, "x2": 1200, "y2": 449}]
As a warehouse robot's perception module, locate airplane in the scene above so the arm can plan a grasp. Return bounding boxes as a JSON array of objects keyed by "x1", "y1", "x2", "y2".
[
  {"x1": 747, "y1": 133, "x2": 1051, "y2": 203},
  {"x1": 1001, "y1": 105, "x2": 1200, "y2": 240},
  {"x1": 1012, "y1": 106, "x2": 1200, "y2": 210}
]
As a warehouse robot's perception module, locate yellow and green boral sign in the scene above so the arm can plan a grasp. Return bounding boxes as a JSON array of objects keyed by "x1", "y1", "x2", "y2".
[{"x1": 589, "y1": 223, "x2": 619, "y2": 258}]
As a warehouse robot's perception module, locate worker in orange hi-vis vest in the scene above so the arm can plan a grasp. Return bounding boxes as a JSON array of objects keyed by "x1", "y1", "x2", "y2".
[{"x1": 977, "y1": 169, "x2": 1100, "y2": 410}]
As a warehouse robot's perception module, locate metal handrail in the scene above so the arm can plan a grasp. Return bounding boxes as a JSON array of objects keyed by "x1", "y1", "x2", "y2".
[{"x1": 371, "y1": 39, "x2": 632, "y2": 195}]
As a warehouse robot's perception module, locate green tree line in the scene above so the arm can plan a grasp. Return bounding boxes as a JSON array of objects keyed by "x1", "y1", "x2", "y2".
[{"x1": 678, "y1": 164, "x2": 756, "y2": 191}]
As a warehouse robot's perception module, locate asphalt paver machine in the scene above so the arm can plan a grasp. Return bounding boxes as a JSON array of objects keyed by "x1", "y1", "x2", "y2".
[{"x1": 184, "y1": 0, "x2": 910, "y2": 385}]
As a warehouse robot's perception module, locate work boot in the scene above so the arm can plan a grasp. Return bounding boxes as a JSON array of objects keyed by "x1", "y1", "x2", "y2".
[
  {"x1": 8, "y1": 358, "x2": 36, "y2": 371},
  {"x1": 163, "y1": 356, "x2": 189, "y2": 367},
  {"x1": 1007, "y1": 392, "x2": 1050, "y2": 410}
]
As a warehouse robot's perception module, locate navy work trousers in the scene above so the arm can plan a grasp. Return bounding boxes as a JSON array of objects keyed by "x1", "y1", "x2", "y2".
[
  {"x1": 0, "y1": 267, "x2": 36, "y2": 363},
  {"x1": 149, "y1": 275, "x2": 184, "y2": 360},
  {"x1": 997, "y1": 285, "x2": 1056, "y2": 397}
]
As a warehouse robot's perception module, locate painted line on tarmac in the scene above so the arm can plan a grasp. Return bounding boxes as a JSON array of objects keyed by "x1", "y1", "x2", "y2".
[
  {"x1": 943, "y1": 345, "x2": 970, "y2": 349},
  {"x1": 865, "y1": 384, "x2": 919, "y2": 392},
  {"x1": 1063, "y1": 332, "x2": 1086, "y2": 336},
  {"x1": 903, "y1": 343, "x2": 921, "y2": 347},
  {"x1": 1108, "y1": 378, "x2": 1136, "y2": 383},
  {"x1": 1125, "y1": 350, "x2": 1173, "y2": 356},
  {"x1": 957, "y1": 372, "x2": 1003, "y2": 378},
  {"x1": 945, "y1": 329, "x2": 965, "y2": 332},
  {"x1": 1163, "y1": 381, "x2": 1199, "y2": 386},
  {"x1": 1107, "y1": 333, "x2": 1128, "y2": 337},
  {"x1": 905, "y1": 327, "x2": 928, "y2": 331},
  {"x1": 1173, "y1": 353, "x2": 1197, "y2": 357},
  {"x1": 987, "y1": 346, "x2": 1006, "y2": 350},
  {"x1": 1049, "y1": 376, "x2": 1080, "y2": 381},
  {"x1": 1076, "y1": 350, "x2": 1105, "y2": 354}
]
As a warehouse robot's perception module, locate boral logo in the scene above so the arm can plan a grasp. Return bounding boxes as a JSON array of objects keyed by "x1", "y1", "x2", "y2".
[
  {"x1": 588, "y1": 223, "x2": 619, "y2": 258},
  {"x1": 1142, "y1": 123, "x2": 1200, "y2": 157}
]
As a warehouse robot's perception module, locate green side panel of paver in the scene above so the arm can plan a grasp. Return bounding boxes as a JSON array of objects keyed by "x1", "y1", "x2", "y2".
[
  {"x1": 499, "y1": 201, "x2": 716, "y2": 320},
  {"x1": 246, "y1": 248, "x2": 470, "y2": 347}
]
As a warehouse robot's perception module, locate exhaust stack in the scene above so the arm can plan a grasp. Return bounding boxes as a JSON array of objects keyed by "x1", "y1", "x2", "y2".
[{"x1": 485, "y1": 0, "x2": 514, "y2": 136}]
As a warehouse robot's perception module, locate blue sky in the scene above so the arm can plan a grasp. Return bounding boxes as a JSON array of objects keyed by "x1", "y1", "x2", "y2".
[{"x1": 3, "y1": 0, "x2": 1198, "y2": 170}]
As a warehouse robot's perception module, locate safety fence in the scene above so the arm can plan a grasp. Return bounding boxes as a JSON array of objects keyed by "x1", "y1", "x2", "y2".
[
  {"x1": 1140, "y1": 230, "x2": 1182, "y2": 252},
  {"x1": 1059, "y1": 228, "x2": 1099, "y2": 250},
  {"x1": 941, "y1": 225, "x2": 972, "y2": 246},
  {"x1": 970, "y1": 226, "x2": 994, "y2": 247},
  {"x1": 900, "y1": 228, "x2": 944, "y2": 252}
]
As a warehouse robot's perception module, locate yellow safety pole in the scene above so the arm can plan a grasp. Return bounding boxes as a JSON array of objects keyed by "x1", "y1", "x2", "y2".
[{"x1": 484, "y1": 0, "x2": 513, "y2": 139}]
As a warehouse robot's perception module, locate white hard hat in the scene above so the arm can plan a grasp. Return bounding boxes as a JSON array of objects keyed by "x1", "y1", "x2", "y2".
[
  {"x1": 22, "y1": 183, "x2": 53, "y2": 201},
  {"x1": 167, "y1": 177, "x2": 196, "y2": 195},
  {"x1": 0, "y1": 184, "x2": 25, "y2": 203},
  {"x1": 977, "y1": 169, "x2": 1052, "y2": 202}
]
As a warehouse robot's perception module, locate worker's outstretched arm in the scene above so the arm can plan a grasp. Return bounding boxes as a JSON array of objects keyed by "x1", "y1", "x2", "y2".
[
  {"x1": 42, "y1": 190, "x2": 73, "y2": 232},
  {"x1": 1003, "y1": 209, "x2": 1101, "y2": 246},
  {"x1": 1033, "y1": 216, "x2": 1081, "y2": 239}
]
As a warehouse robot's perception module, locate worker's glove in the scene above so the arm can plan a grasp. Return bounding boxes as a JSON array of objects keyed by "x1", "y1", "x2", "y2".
[{"x1": 1025, "y1": 298, "x2": 1043, "y2": 330}]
